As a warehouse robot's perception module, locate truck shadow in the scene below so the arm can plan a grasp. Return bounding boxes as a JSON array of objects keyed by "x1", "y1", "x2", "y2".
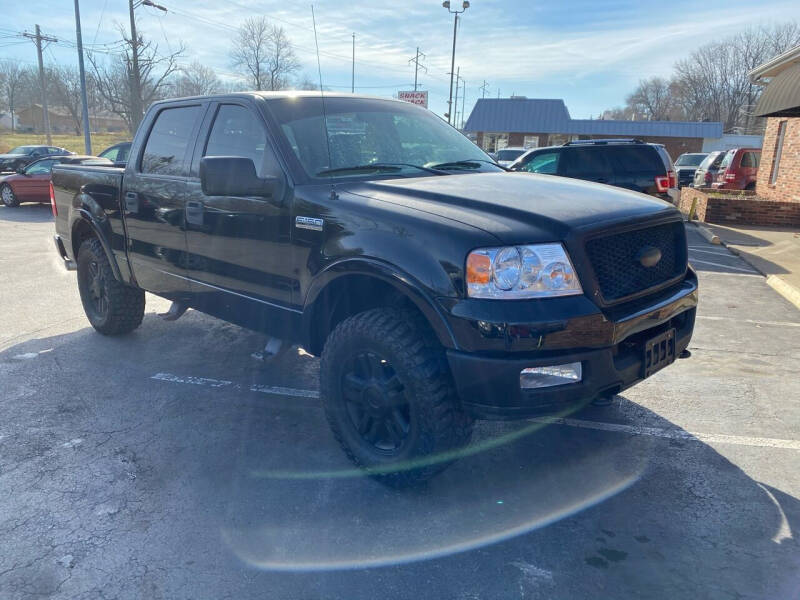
[{"x1": 1, "y1": 313, "x2": 798, "y2": 597}]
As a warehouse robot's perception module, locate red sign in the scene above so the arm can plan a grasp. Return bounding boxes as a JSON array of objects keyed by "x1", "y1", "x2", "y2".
[{"x1": 398, "y1": 90, "x2": 428, "y2": 108}]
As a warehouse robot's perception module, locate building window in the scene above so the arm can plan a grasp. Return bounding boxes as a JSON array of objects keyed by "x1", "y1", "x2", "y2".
[
  {"x1": 523, "y1": 135, "x2": 539, "y2": 149},
  {"x1": 770, "y1": 121, "x2": 787, "y2": 185},
  {"x1": 482, "y1": 132, "x2": 509, "y2": 153}
]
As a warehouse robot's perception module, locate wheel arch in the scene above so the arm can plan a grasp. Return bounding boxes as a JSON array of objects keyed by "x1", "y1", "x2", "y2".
[
  {"x1": 70, "y1": 210, "x2": 123, "y2": 282},
  {"x1": 302, "y1": 259, "x2": 458, "y2": 356}
]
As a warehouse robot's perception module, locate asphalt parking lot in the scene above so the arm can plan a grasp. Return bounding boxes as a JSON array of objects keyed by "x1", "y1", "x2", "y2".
[{"x1": 2, "y1": 203, "x2": 799, "y2": 599}]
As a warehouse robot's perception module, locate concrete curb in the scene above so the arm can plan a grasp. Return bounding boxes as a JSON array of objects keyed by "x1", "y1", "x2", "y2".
[
  {"x1": 766, "y1": 275, "x2": 800, "y2": 311},
  {"x1": 691, "y1": 222, "x2": 720, "y2": 245}
]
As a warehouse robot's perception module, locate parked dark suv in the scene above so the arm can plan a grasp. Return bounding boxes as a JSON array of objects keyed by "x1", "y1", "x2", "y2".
[{"x1": 509, "y1": 139, "x2": 677, "y2": 201}]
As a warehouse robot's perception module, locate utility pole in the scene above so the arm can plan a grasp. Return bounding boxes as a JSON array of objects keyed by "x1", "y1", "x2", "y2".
[
  {"x1": 23, "y1": 25, "x2": 57, "y2": 144},
  {"x1": 351, "y1": 33, "x2": 355, "y2": 93},
  {"x1": 443, "y1": 1, "x2": 469, "y2": 124},
  {"x1": 408, "y1": 47, "x2": 427, "y2": 92},
  {"x1": 460, "y1": 77, "x2": 466, "y2": 129},
  {"x1": 480, "y1": 79, "x2": 489, "y2": 99},
  {"x1": 128, "y1": 0, "x2": 143, "y2": 130},
  {"x1": 452, "y1": 67, "x2": 460, "y2": 128},
  {"x1": 73, "y1": 0, "x2": 92, "y2": 154}
]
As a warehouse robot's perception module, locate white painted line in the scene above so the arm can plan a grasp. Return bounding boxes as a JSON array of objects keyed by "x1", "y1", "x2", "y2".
[
  {"x1": 250, "y1": 384, "x2": 320, "y2": 399},
  {"x1": 688, "y1": 247, "x2": 734, "y2": 257},
  {"x1": 530, "y1": 417, "x2": 800, "y2": 451},
  {"x1": 696, "y1": 315, "x2": 800, "y2": 328},
  {"x1": 690, "y1": 258, "x2": 760, "y2": 274},
  {"x1": 151, "y1": 372, "x2": 800, "y2": 451}
]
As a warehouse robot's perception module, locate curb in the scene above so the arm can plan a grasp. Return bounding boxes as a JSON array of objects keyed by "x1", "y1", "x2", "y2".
[
  {"x1": 691, "y1": 222, "x2": 720, "y2": 244},
  {"x1": 766, "y1": 275, "x2": 800, "y2": 311}
]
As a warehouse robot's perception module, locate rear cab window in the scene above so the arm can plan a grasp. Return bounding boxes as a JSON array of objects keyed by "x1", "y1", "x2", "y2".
[{"x1": 141, "y1": 105, "x2": 203, "y2": 176}]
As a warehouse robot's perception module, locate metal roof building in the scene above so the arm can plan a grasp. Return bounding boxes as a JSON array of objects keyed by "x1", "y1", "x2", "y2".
[{"x1": 463, "y1": 97, "x2": 724, "y2": 158}]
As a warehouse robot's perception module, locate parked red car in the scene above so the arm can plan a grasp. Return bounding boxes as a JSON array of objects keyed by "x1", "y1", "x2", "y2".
[
  {"x1": 712, "y1": 147, "x2": 761, "y2": 190},
  {"x1": 0, "y1": 155, "x2": 110, "y2": 207}
]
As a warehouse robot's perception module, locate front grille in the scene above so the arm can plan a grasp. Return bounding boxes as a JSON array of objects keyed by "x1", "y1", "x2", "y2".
[{"x1": 585, "y1": 222, "x2": 687, "y2": 303}]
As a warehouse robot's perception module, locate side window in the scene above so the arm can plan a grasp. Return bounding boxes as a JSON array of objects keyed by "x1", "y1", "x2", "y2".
[
  {"x1": 524, "y1": 151, "x2": 560, "y2": 174},
  {"x1": 119, "y1": 145, "x2": 130, "y2": 162},
  {"x1": 608, "y1": 146, "x2": 664, "y2": 174},
  {"x1": 100, "y1": 147, "x2": 119, "y2": 162},
  {"x1": 560, "y1": 147, "x2": 612, "y2": 178},
  {"x1": 141, "y1": 105, "x2": 202, "y2": 176},
  {"x1": 204, "y1": 104, "x2": 268, "y2": 176},
  {"x1": 741, "y1": 152, "x2": 760, "y2": 168},
  {"x1": 25, "y1": 160, "x2": 55, "y2": 175},
  {"x1": 48, "y1": 147, "x2": 63, "y2": 155}
]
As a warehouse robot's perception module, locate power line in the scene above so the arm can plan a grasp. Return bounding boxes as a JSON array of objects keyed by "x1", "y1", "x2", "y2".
[
  {"x1": 22, "y1": 24, "x2": 58, "y2": 144},
  {"x1": 408, "y1": 47, "x2": 427, "y2": 92}
]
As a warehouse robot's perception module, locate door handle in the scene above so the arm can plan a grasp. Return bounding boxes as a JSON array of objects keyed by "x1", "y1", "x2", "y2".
[
  {"x1": 185, "y1": 200, "x2": 204, "y2": 226},
  {"x1": 124, "y1": 191, "x2": 138, "y2": 212}
]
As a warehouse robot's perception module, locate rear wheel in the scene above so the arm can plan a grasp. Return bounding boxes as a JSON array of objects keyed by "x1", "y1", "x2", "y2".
[
  {"x1": 321, "y1": 307, "x2": 473, "y2": 487},
  {"x1": 1, "y1": 184, "x2": 19, "y2": 207},
  {"x1": 77, "y1": 238, "x2": 145, "y2": 335},
  {"x1": 745, "y1": 182, "x2": 756, "y2": 191}
]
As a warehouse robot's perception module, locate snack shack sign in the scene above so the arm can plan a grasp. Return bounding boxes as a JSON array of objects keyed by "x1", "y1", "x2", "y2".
[{"x1": 398, "y1": 91, "x2": 428, "y2": 108}]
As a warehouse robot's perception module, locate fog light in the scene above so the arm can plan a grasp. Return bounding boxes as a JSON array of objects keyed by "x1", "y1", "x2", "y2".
[{"x1": 520, "y1": 362, "x2": 582, "y2": 389}]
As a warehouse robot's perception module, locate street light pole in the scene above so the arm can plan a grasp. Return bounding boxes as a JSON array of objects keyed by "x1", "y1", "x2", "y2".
[
  {"x1": 442, "y1": 1, "x2": 469, "y2": 124},
  {"x1": 73, "y1": 0, "x2": 92, "y2": 154}
]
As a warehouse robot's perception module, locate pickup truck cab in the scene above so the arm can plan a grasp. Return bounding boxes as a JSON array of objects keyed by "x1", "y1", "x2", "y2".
[{"x1": 52, "y1": 92, "x2": 697, "y2": 486}]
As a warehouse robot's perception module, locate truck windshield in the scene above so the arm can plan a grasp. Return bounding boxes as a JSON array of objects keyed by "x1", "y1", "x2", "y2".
[{"x1": 267, "y1": 96, "x2": 501, "y2": 180}]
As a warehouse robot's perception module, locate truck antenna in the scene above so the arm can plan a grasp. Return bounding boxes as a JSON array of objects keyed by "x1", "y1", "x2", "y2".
[{"x1": 311, "y1": 5, "x2": 336, "y2": 200}]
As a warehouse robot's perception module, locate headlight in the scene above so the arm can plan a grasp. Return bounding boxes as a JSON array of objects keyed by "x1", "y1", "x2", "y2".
[{"x1": 466, "y1": 243, "x2": 582, "y2": 299}]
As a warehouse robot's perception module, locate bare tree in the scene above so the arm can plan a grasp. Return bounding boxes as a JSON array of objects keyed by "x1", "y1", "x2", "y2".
[
  {"x1": 173, "y1": 61, "x2": 222, "y2": 97},
  {"x1": 294, "y1": 73, "x2": 319, "y2": 90},
  {"x1": 0, "y1": 62, "x2": 27, "y2": 132},
  {"x1": 606, "y1": 22, "x2": 800, "y2": 132},
  {"x1": 230, "y1": 17, "x2": 300, "y2": 91},
  {"x1": 626, "y1": 77, "x2": 675, "y2": 120},
  {"x1": 89, "y1": 26, "x2": 184, "y2": 132},
  {"x1": 47, "y1": 66, "x2": 84, "y2": 135}
]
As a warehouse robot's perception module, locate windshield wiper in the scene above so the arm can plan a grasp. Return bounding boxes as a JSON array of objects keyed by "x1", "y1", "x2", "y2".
[
  {"x1": 316, "y1": 162, "x2": 444, "y2": 177},
  {"x1": 428, "y1": 158, "x2": 507, "y2": 171}
]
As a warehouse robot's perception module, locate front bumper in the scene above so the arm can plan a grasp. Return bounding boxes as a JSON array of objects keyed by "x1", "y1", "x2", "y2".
[{"x1": 443, "y1": 274, "x2": 698, "y2": 419}]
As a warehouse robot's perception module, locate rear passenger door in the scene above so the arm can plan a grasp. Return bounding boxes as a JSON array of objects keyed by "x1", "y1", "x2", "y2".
[
  {"x1": 123, "y1": 102, "x2": 206, "y2": 297},
  {"x1": 558, "y1": 147, "x2": 613, "y2": 185}
]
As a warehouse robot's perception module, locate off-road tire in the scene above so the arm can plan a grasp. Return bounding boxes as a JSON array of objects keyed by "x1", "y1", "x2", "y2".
[
  {"x1": 77, "y1": 238, "x2": 145, "y2": 335},
  {"x1": 1, "y1": 184, "x2": 19, "y2": 207},
  {"x1": 321, "y1": 307, "x2": 474, "y2": 487}
]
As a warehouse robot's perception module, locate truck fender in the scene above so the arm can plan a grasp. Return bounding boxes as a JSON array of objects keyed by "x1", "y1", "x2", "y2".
[
  {"x1": 69, "y1": 208, "x2": 124, "y2": 283},
  {"x1": 302, "y1": 258, "x2": 459, "y2": 352}
]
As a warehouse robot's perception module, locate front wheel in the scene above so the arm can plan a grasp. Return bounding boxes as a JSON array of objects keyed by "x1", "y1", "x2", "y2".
[
  {"x1": 77, "y1": 238, "x2": 145, "y2": 335},
  {"x1": 320, "y1": 307, "x2": 474, "y2": 487},
  {"x1": 1, "y1": 184, "x2": 19, "y2": 207}
]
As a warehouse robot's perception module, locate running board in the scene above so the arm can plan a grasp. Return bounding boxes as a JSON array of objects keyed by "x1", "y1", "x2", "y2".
[{"x1": 159, "y1": 301, "x2": 189, "y2": 321}]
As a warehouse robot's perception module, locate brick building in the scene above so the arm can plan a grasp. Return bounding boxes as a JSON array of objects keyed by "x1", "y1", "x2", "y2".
[
  {"x1": 750, "y1": 44, "x2": 800, "y2": 204},
  {"x1": 463, "y1": 97, "x2": 723, "y2": 160}
]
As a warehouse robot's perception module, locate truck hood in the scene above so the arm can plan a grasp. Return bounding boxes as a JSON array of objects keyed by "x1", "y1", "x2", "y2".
[{"x1": 343, "y1": 172, "x2": 679, "y2": 244}]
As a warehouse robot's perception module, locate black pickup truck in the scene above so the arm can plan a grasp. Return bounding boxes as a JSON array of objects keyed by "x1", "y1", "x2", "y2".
[{"x1": 52, "y1": 92, "x2": 697, "y2": 486}]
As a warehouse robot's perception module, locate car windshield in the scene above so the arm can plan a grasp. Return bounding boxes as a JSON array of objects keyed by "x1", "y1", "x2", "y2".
[
  {"x1": 268, "y1": 96, "x2": 501, "y2": 179},
  {"x1": 675, "y1": 153, "x2": 707, "y2": 166},
  {"x1": 7, "y1": 146, "x2": 35, "y2": 155},
  {"x1": 495, "y1": 148, "x2": 526, "y2": 161}
]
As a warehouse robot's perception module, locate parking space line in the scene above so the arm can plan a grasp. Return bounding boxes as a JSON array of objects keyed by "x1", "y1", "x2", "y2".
[
  {"x1": 689, "y1": 258, "x2": 760, "y2": 274},
  {"x1": 530, "y1": 417, "x2": 800, "y2": 451},
  {"x1": 696, "y1": 316, "x2": 800, "y2": 328},
  {"x1": 688, "y1": 247, "x2": 736, "y2": 256},
  {"x1": 151, "y1": 372, "x2": 800, "y2": 451}
]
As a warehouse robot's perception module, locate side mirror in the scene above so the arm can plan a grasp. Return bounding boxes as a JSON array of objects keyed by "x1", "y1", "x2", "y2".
[
  {"x1": 16, "y1": 167, "x2": 26, "y2": 175},
  {"x1": 199, "y1": 156, "x2": 275, "y2": 197}
]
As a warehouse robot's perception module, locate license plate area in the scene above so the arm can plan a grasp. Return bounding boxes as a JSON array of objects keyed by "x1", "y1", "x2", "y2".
[{"x1": 643, "y1": 328, "x2": 676, "y2": 378}]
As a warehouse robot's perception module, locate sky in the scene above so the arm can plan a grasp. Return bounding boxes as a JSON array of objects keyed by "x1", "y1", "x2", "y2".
[{"x1": 1, "y1": 0, "x2": 799, "y2": 124}]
